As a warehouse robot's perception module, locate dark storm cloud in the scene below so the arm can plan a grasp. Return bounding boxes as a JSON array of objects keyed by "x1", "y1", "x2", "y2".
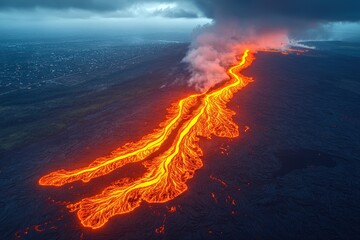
[
  {"x1": 193, "y1": 0, "x2": 360, "y2": 22},
  {"x1": 153, "y1": 8, "x2": 199, "y2": 18},
  {"x1": 0, "y1": 0, "x2": 116, "y2": 11},
  {"x1": 0, "y1": 0, "x2": 174, "y2": 11},
  {"x1": 0, "y1": 0, "x2": 201, "y2": 19},
  {"x1": 2, "y1": 0, "x2": 359, "y2": 23}
]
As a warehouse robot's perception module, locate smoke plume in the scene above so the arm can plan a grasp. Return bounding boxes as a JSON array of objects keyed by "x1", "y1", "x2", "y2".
[{"x1": 183, "y1": 22, "x2": 289, "y2": 91}]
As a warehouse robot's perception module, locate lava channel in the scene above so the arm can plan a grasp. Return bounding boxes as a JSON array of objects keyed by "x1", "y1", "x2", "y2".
[{"x1": 39, "y1": 49, "x2": 255, "y2": 229}]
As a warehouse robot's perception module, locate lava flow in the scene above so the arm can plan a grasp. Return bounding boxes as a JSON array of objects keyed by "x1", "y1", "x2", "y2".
[{"x1": 39, "y1": 49, "x2": 254, "y2": 229}]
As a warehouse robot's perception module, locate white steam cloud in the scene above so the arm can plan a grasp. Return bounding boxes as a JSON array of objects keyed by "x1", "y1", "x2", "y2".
[{"x1": 183, "y1": 22, "x2": 290, "y2": 91}]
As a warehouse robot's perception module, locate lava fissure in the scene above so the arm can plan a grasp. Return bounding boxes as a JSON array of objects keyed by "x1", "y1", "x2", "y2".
[{"x1": 39, "y1": 49, "x2": 254, "y2": 229}]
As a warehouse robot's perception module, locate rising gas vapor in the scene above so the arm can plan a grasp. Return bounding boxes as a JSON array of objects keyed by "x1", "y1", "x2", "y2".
[{"x1": 183, "y1": 21, "x2": 289, "y2": 91}]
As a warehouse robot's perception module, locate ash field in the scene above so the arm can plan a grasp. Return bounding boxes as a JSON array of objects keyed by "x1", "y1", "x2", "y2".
[{"x1": 0, "y1": 38, "x2": 360, "y2": 239}]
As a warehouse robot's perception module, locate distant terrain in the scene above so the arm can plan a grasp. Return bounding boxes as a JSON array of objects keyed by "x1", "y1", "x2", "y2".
[{"x1": 0, "y1": 38, "x2": 191, "y2": 155}]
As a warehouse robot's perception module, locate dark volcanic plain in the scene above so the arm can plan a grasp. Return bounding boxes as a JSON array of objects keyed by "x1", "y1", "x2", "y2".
[{"x1": 0, "y1": 39, "x2": 359, "y2": 239}]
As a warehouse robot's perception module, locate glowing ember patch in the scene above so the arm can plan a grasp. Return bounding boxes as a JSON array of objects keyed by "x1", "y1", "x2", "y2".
[
  {"x1": 155, "y1": 225, "x2": 165, "y2": 234},
  {"x1": 210, "y1": 192, "x2": 218, "y2": 204},
  {"x1": 210, "y1": 175, "x2": 228, "y2": 187},
  {"x1": 155, "y1": 214, "x2": 166, "y2": 234},
  {"x1": 34, "y1": 225, "x2": 45, "y2": 232},
  {"x1": 39, "y1": 50, "x2": 254, "y2": 229},
  {"x1": 167, "y1": 206, "x2": 177, "y2": 213}
]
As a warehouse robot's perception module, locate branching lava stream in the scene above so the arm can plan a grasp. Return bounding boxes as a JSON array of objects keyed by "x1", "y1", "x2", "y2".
[{"x1": 39, "y1": 49, "x2": 255, "y2": 229}]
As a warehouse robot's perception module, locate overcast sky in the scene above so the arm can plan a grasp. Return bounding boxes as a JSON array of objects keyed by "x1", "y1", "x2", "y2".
[{"x1": 0, "y1": 0, "x2": 359, "y2": 40}]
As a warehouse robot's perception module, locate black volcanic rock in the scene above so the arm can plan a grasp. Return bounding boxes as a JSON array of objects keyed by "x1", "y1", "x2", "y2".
[{"x1": 274, "y1": 149, "x2": 337, "y2": 177}]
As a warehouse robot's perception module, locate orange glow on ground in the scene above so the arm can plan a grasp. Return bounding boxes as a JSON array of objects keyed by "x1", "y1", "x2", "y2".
[{"x1": 39, "y1": 50, "x2": 255, "y2": 229}]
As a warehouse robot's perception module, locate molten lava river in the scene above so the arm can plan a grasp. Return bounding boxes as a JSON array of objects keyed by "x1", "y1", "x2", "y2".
[{"x1": 39, "y1": 49, "x2": 255, "y2": 229}]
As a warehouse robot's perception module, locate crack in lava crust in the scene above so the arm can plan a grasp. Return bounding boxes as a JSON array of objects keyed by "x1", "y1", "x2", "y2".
[{"x1": 39, "y1": 50, "x2": 255, "y2": 229}]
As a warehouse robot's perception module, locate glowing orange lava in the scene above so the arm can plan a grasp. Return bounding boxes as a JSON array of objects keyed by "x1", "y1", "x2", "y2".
[{"x1": 39, "y1": 49, "x2": 254, "y2": 229}]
